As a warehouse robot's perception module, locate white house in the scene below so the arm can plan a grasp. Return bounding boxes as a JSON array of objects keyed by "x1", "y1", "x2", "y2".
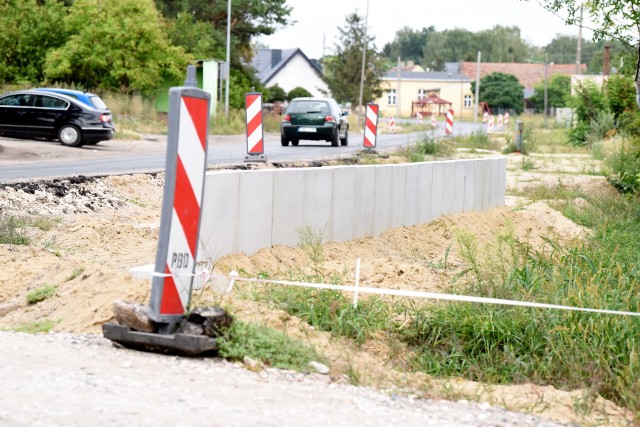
[{"x1": 251, "y1": 48, "x2": 330, "y2": 98}]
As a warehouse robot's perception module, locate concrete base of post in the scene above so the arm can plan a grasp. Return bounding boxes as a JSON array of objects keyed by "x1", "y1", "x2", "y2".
[{"x1": 244, "y1": 154, "x2": 267, "y2": 163}]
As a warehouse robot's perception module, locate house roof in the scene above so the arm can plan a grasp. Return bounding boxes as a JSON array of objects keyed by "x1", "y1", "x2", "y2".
[
  {"x1": 414, "y1": 94, "x2": 452, "y2": 105},
  {"x1": 251, "y1": 48, "x2": 323, "y2": 85},
  {"x1": 458, "y1": 62, "x2": 587, "y2": 90},
  {"x1": 383, "y1": 69, "x2": 471, "y2": 81}
]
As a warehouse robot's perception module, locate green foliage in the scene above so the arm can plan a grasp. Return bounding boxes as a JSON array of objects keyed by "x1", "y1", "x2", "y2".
[
  {"x1": 569, "y1": 81, "x2": 608, "y2": 146},
  {"x1": 263, "y1": 84, "x2": 287, "y2": 103},
  {"x1": 216, "y1": 320, "x2": 320, "y2": 371},
  {"x1": 26, "y1": 284, "x2": 58, "y2": 305},
  {"x1": 155, "y1": 0, "x2": 292, "y2": 64},
  {"x1": 227, "y1": 67, "x2": 262, "y2": 109},
  {"x1": 323, "y1": 13, "x2": 386, "y2": 106},
  {"x1": 415, "y1": 132, "x2": 456, "y2": 156},
  {"x1": 296, "y1": 226, "x2": 326, "y2": 280},
  {"x1": 606, "y1": 74, "x2": 637, "y2": 120},
  {"x1": 400, "y1": 193, "x2": 640, "y2": 412},
  {"x1": 0, "y1": 0, "x2": 67, "y2": 84},
  {"x1": 528, "y1": 74, "x2": 571, "y2": 111},
  {"x1": 618, "y1": 110, "x2": 640, "y2": 138},
  {"x1": 605, "y1": 138, "x2": 640, "y2": 193},
  {"x1": 11, "y1": 319, "x2": 60, "y2": 334},
  {"x1": 384, "y1": 25, "x2": 530, "y2": 70},
  {"x1": 286, "y1": 86, "x2": 313, "y2": 101},
  {"x1": 165, "y1": 12, "x2": 222, "y2": 60},
  {"x1": 44, "y1": 0, "x2": 191, "y2": 94},
  {"x1": 0, "y1": 215, "x2": 30, "y2": 245},
  {"x1": 471, "y1": 72, "x2": 524, "y2": 114},
  {"x1": 263, "y1": 287, "x2": 393, "y2": 346}
]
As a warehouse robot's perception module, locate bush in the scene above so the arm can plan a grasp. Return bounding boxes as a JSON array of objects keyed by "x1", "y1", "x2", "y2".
[
  {"x1": 287, "y1": 86, "x2": 312, "y2": 100},
  {"x1": 605, "y1": 138, "x2": 640, "y2": 193}
]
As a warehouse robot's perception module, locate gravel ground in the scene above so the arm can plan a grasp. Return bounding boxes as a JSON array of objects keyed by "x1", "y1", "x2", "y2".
[{"x1": 0, "y1": 331, "x2": 573, "y2": 427}]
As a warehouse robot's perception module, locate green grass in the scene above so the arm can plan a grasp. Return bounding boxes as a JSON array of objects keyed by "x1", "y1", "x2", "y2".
[
  {"x1": 11, "y1": 319, "x2": 60, "y2": 333},
  {"x1": 215, "y1": 320, "x2": 322, "y2": 371},
  {"x1": 0, "y1": 214, "x2": 61, "y2": 245},
  {"x1": 0, "y1": 215, "x2": 30, "y2": 245},
  {"x1": 26, "y1": 284, "x2": 58, "y2": 305},
  {"x1": 65, "y1": 267, "x2": 85, "y2": 282}
]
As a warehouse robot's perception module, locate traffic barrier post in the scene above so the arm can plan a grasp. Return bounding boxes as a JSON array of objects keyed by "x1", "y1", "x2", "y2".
[
  {"x1": 445, "y1": 109, "x2": 454, "y2": 135},
  {"x1": 363, "y1": 103, "x2": 379, "y2": 151},
  {"x1": 244, "y1": 92, "x2": 266, "y2": 163}
]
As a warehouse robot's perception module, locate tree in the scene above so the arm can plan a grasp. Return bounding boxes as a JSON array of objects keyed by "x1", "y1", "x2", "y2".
[
  {"x1": 323, "y1": 12, "x2": 386, "y2": 108},
  {"x1": 470, "y1": 72, "x2": 525, "y2": 114},
  {"x1": 286, "y1": 86, "x2": 312, "y2": 100},
  {"x1": 382, "y1": 26, "x2": 434, "y2": 64},
  {"x1": 0, "y1": 0, "x2": 67, "y2": 84},
  {"x1": 44, "y1": 0, "x2": 191, "y2": 94},
  {"x1": 529, "y1": 74, "x2": 572, "y2": 111},
  {"x1": 154, "y1": 0, "x2": 291, "y2": 64}
]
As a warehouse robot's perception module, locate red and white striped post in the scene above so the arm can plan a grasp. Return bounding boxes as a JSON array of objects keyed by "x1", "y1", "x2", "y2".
[
  {"x1": 416, "y1": 111, "x2": 423, "y2": 124},
  {"x1": 445, "y1": 109, "x2": 454, "y2": 135},
  {"x1": 431, "y1": 114, "x2": 437, "y2": 128},
  {"x1": 488, "y1": 115, "x2": 495, "y2": 133},
  {"x1": 504, "y1": 112, "x2": 510, "y2": 126},
  {"x1": 482, "y1": 112, "x2": 489, "y2": 123},
  {"x1": 497, "y1": 114, "x2": 504, "y2": 130},
  {"x1": 244, "y1": 92, "x2": 266, "y2": 162},
  {"x1": 149, "y1": 72, "x2": 211, "y2": 326},
  {"x1": 389, "y1": 115, "x2": 396, "y2": 133},
  {"x1": 363, "y1": 103, "x2": 379, "y2": 149}
]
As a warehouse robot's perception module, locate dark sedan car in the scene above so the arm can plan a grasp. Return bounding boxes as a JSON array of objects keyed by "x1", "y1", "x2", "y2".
[
  {"x1": 281, "y1": 97, "x2": 349, "y2": 147},
  {"x1": 0, "y1": 90, "x2": 115, "y2": 147}
]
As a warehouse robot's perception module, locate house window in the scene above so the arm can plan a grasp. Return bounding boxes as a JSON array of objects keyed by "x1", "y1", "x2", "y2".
[
  {"x1": 464, "y1": 95, "x2": 472, "y2": 108},
  {"x1": 387, "y1": 89, "x2": 396, "y2": 105},
  {"x1": 418, "y1": 89, "x2": 426, "y2": 100}
]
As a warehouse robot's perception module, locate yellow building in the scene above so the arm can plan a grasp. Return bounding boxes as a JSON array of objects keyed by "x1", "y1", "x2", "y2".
[{"x1": 375, "y1": 68, "x2": 474, "y2": 121}]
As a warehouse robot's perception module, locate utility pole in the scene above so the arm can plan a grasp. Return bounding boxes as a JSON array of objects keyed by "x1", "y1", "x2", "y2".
[
  {"x1": 356, "y1": 0, "x2": 370, "y2": 131},
  {"x1": 576, "y1": 4, "x2": 583, "y2": 75},
  {"x1": 544, "y1": 52, "x2": 549, "y2": 122},
  {"x1": 225, "y1": 0, "x2": 231, "y2": 117},
  {"x1": 473, "y1": 52, "x2": 481, "y2": 122},
  {"x1": 396, "y1": 57, "x2": 401, "y2": 117}
]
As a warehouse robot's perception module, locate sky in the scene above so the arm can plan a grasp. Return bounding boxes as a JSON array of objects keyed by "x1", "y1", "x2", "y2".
[{"x1": 258, "y1": 0, "x2": 593, "y2": 59}]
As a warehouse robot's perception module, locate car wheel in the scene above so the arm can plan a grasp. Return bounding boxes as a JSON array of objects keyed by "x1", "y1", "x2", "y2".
[
  {"x1": 340, "y1": 128, "x2": 349, "y2": 146},
  {"x1": 330, "y1": 129, "x2": 339, "y2": 147},
  {"x1": 58, "y1": 125, "x2": 83, "y2": 147},
  {"x1": 291, "y1": 138, "x2": 299, "y2": 146},
  {"x1": 281, "y1": 136, "x2": 289, "y2": 146}
]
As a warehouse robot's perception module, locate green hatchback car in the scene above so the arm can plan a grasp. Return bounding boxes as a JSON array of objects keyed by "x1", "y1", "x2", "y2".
[{"x1": 281, "y1": 97, "x2": 349, "y2": 147}]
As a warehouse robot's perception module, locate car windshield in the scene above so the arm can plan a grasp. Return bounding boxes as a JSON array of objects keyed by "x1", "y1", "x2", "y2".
[{"x1": 288, "y1": 101, "x2": 330, "y2": 114}]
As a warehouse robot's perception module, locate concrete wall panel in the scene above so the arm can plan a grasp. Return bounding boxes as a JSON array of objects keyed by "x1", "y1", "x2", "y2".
[
  {"x1": 354, "y1": 166, "x2": 376, "y2": 238},
  {"x1": 200, "y1": 157, "x2": 506, "y2": 261},
  {"x1": 390, "y1": 165, "x2": 408, "y2": 229},
  {"x1": 463, "y1": 160, "x2": 476, "y2": 212},
  {"x1": 373, "y1": 166, "x2": 392, "y2": 235},
  {"x1": 332, "y1": 167, "x2": 357, "y2": 242},
  {"x1": 430, "y1": 162, "x2": 444, "y2": 220},
  {"x1": 272, "y1": 169, "x2": 307, "y2": 247},
  {"x1": 236, "y1": 169, "x2": 274, "y2": 255},
  {"x1": 303, "y1": 168, "x2": 334, "y2": 237},
  {"x1": 453, "y1": 161, "x2": 466, "y2": 213},
  {"x1": 199, "y1": 170, "x2": 239, "y2": 262}
]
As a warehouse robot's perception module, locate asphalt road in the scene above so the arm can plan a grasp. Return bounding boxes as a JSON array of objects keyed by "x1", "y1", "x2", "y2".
[{"x1": 0, "y1": 121, "x2": 486, "y2": 182}]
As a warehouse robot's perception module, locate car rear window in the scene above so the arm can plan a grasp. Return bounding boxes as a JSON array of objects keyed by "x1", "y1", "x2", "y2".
[
  {"x1": 89, "y1": 96, "x2": 108, "y2": 110},
  {"x1": 288, "y1": 101, "x2": 330, "y2": 114}
]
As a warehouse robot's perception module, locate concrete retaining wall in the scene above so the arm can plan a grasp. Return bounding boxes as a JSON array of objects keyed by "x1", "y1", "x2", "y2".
[{"x1": 198, "y1": 157, "x2": 506, "y2": 262}]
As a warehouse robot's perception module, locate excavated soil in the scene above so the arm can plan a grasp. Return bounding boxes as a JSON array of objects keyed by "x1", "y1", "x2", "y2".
[{"x1": 0, "y1": 147, "x2": 633, "y2": 426}]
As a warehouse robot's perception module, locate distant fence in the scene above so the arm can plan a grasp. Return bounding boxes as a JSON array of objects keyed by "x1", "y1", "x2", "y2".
[{"x1": 198, "y1": 157, "x2": 506, "y2": 262}]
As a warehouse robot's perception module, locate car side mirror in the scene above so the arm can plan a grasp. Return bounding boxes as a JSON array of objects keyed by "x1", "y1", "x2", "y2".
[{"x1": 342, "y1": 111, "x2": 349, "y2": 116}]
